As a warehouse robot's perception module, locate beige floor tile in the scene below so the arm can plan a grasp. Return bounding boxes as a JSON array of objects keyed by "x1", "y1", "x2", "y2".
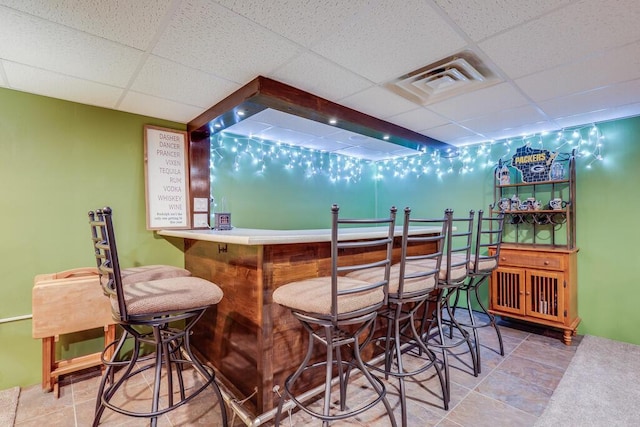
[
  {"x1": 14, "y1": 321, "x2": 578, "y2": 427},
  {"x1": 445, "y1": 390, "x2": 537, "y2": 427},
  {"x1": 475, "y1": 370, "x2": 553, "y2": 416}
]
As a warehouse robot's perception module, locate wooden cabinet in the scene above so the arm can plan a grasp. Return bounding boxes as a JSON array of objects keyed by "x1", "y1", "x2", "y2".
[
  {"x1": 490, "y1": 149, "x2": 580, "y2": 344},
  {"x1": 489, "y1": 245, "x2": 580, "y2": 344}
]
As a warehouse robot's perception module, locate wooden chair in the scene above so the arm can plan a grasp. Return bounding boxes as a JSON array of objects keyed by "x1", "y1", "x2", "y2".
[
  {"x1": 88, "y1": 207, "x2": 228, "y2": 427},
  {"x1": 272, "y1": 204, "x2": 398, "y2": 427}
]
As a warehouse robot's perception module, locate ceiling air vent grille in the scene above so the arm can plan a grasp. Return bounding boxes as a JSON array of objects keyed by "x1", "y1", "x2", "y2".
[{"x1": 386, "y1": 50, "x2": 500, "y2": 105}]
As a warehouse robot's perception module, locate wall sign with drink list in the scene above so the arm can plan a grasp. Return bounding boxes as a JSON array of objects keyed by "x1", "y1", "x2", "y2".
[{"x1": 144, "y1": 125, "x2": 191, "y2": 229}]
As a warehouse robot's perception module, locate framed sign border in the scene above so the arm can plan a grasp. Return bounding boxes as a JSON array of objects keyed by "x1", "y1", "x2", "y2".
[{"x1": 144, "y1": 125, "x2": 191, "y2": 230}]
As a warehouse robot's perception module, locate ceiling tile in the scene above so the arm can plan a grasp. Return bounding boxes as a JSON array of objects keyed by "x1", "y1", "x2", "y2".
[
  {"x1": 270, "y1": 52, "x2": 373, "y2": 102},
  {"x1": 131, "y1": 55, "x2": 240, "y2": 108},
  {"x1": 340, "y1": 86, "x2": 418, "y2": 119},
  {"x1": 251, "y1": 126, "x2": 316, "y2": 145},
  {"x1": 0, "y1": 61, "x2": 8, "y2": 86},
  {"x1": 0, "y1": 0, "x2": 175, "y2": 50},
  {"x1": 1, "y1": 0, "x2": 640, "y2": 155},
  {"x1": 516, "y1": 41, "x2": 640, "y2": 102},
  {"x1": 222, "y1": 120, "x2": 271, "y2": 138},
  {"x1": 242, "y1": 109, "x2": 342, "y2": 138},
  {"x1": 119, "y1": 91, "x2": 203, "y2": 123},
  {"x1": 387, "y1": 108, "x2": 449, "y2": 132},
  {"x1": 480, "y1": 0, "x2": 640, "y2": 79},
  {"x1": 424, "y1": 123, "x2": 479, "y2": 142},
  {"x1": 539, "y1": 79, "x2": 640, "y2": 119},
  {"x1": 152, "y1": 0, "x2": 302, "y2": 84},
  {"x1": 447, "y1": 134, "x2": 489, "y2": 146},
  {"x1": 553, "y1": 102, "x2": 640, "y2": 129},
  {"x1": 434, "y1": 0, "x2": 573, "y2": 41},
  {"x1": 3, "y1": 62, "x2": 123, "y2": 109},
  {"x1": 311, "y1": 0, "x2": 466, "y2": 83},
  {"x1": 481, "y1": 120, "x2": 557, "y2": 143},
  {"x1": 0, "y1": 8, "x2": 143, "y2": 86},
  {"x1": 299, "y1": 136, "x2": 354, "y2": 152},
  {"x1": 427, "y1": 83, "x2": 529, "y2": 122},
  {"x1": 213, "y1": 0, "x2": 372, "y2": 48},
  {"x1": 459, "y1": 105, "x2": 548, "y2": 134}
]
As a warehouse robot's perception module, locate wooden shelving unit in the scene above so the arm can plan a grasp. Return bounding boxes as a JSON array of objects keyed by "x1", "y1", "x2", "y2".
[{"x1": 489, "y1": 151, "x2": 580, "y2": 344}]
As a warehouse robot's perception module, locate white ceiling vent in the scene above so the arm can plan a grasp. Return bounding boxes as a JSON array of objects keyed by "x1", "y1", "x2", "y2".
[{"x1": 386, "y1": 50, "x2": 500, "y2": 105}]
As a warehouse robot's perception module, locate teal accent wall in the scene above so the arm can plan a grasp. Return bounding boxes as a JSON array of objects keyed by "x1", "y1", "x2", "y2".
[
  {"x1": 0, "y1": 87, "x2": 186, "y2": 389},
  {"x1": 210, "y1": 137, "x2": 376, "y2": 229},
  {"x1": 1, "y1": 85, "x2": 638, "y2": 391},
  {"x1": 375, "y1": 117, "x2": 640, "y2": 346}
]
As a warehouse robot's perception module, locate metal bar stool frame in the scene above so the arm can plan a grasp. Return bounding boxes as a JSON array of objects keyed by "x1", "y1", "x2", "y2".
[
  {"x1": 88, "y1": 207, "x2": 228, "y2": 427},
  {"x1": 273, "y1": 204, "x2": 398, "y2": 427},
  {"x1": 421, "y1": 210, "x2": 478, "y2": 405},
  {"x1": 356, "y1": 207, "x2": 450, "y2": 426},
  {"x1": 449, "y1": 210, "x2": 506, "y2": 373}
]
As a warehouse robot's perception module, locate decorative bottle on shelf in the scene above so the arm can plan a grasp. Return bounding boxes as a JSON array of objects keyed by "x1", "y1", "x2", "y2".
[
  {"x1": 496, "y1": 161, "x2": 510, "y2": 185},
  {"x1": 549, "y1": 161, "x2": 564, "y2": 180}
]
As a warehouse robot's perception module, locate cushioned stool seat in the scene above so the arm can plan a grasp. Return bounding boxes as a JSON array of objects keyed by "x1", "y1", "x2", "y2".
[
  {"x1": 110, "y1": 276, "x2": 222, "y2": 316},
  {"x1": 273, "y1": 276, "x2": 383, "y2": 316}
]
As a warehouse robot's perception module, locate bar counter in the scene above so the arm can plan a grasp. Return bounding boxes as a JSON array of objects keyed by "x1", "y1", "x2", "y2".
[{"x1": 158, "y1": 226, "x2": 440, "y2": 421}]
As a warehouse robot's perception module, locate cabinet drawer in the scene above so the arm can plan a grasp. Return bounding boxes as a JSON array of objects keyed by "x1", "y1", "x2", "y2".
[{"x1": 497, "y1": 250, "x2": 565, "y2": 270}]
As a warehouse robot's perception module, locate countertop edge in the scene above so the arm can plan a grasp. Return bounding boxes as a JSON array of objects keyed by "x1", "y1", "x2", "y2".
[{"x1": 157, "y1": 226, "x2": 441, "y2": 245}]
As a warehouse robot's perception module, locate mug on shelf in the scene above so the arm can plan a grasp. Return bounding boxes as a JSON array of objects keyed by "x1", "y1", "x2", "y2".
[
  {"x1": 510, "y1": 195, "x2": 521, "y2": 211},
  {"x1": 498, "y1": 197, "x2": 511, "y2": 211},
  {"x1": 549, "y1": 198, "x2": 568, "y2": 210},
  {"x1": 526, "y1": 197, "x2": 542, "y2": 210}
]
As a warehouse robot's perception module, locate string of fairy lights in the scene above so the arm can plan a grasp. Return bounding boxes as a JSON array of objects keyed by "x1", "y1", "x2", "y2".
[{"x1": 210, "y1": 123, "x2": 605, "y2": 182}]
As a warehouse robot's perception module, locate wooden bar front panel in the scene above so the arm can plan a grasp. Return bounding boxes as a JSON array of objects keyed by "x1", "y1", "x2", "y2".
[{"x1": 184, "y1": 235, "x2": 435, "y2": 415}]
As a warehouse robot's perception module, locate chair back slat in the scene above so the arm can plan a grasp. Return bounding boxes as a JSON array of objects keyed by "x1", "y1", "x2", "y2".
[
  {"x1": 399, "y1": 207, "x2": 450, "y2": 298},
  {"x1": 88, "y1": 207, "x2": 127, "y2": 321},
  {"x1": 330, "y1": 204, "x2": 397, "y2": 324},
  {"x1": 442, "y1": 210, "x2": 475, "y2": 286},
  {"x1": 472, "y1": 210, "x2": 506, "y2": 274}
]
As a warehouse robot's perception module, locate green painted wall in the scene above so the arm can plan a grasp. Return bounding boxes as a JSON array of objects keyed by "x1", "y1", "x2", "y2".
[
  {"x1": 1, "y1": 85, "x2": 639, "y2": 392},
  {"x1": 0, "y1": 88, "x2": 186, "y2": 389},
  {"x1": 575, "y1": 118, "x2": 640, "y2": 343}
]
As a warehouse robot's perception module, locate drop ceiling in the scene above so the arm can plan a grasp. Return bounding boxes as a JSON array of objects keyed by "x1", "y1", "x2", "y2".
[
  {"x1": 1, "y1": 0, "x2": 639, "y2": 158},
  {"x1": 223, "y1": 108, "x2": 424, "y2": 162}
]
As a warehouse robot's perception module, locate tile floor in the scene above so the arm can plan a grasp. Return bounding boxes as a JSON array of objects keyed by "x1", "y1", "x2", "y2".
[{"x1": 14, "y1": 316, "x2": 581, "y2": 426}]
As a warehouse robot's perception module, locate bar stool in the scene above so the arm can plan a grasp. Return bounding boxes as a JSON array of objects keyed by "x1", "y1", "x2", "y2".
[
  {"x1": 418, "y1": 210, "x2": 478, "y2": 405},
  {"x1": 272, "y1": 204, "x2": 398, "y2": 427},
  {"x1": 88, "y1": 207, "x2": 228, "y2": 427},
  {"x1": 347, "y1": 207, "x2": 450, "y2": 426},
  {"x1": 449, "y1": 210, "x2": 505, "y2": 373}
]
